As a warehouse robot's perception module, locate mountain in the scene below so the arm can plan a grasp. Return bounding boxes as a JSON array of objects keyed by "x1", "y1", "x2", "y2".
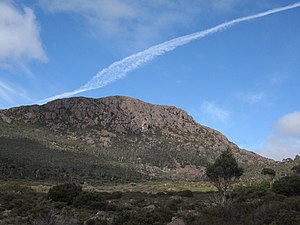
[{"x1": 0, "y1": 96, "x2": 278, "y2": 184}]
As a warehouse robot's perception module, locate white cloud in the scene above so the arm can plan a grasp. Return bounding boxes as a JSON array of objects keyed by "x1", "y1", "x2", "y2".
[
  {"x1": 247, "y1": 93, "x2": 264, "y2": 104},
  {"x1": 200, "y1": 101, "x2": 230, "y2": 123},
  {"x1": 0, "y1": 2, "x2": 47, "y2": 67},
  {"x1": 257, "y1": 111, "x2": 300, "y2": 160},
  {"x1": 258, "y1": 135, "x2": 300, "y2": 161},
  {"x1": 236, "y1": 91, "x2": 265, "y2": 104},
  {"x1": 276, "y1": 111, "x2": 300, "y2": 137}
]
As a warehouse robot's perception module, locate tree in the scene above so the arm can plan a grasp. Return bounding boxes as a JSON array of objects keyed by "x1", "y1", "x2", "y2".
[
  {"x1": 261, "y1": 168, "x2": 276, "y2": 187},
  {"x1": 272, "y1": 175, "x2": 300, "y2": 196},
  {"x1": 291, "y1": 165, "x2": 300, "y2": 175},
  {"x1": 206, "y1": 150, "x2": 243, "y2": 204}
]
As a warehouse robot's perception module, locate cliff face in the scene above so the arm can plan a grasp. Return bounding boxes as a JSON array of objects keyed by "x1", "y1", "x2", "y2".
[
  {"x1": 2, "y1": 96, "x2": 205, "y2": 133},
  {"x1": 1, "y1": 96, "x2": 231, "y2": 148},
  {"x1": 0, "y1": 96, "x2": 274, "y2": 182}
]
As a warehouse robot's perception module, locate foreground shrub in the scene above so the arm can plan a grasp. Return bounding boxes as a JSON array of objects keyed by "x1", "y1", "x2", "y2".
[
  {"x1": 248, "y1": 198, "x2": 300, "y2": 225},
  {"x1": 272, "y1": 175, "x2": 300, "y2": 196},
  {"x1": 72, "y1": 191, "x2": 107, "y2": 210},
  {"x1": 48, "y1": 183, "x2": 82, "y2": 204},
  {"x1": 178, "y1": 190, "x2": 193, "y2": 197},
  {"x1": 102, "y1": 191, "x2": 122, "y2": 200},
  {"x1": 231, "y1": 184, "x2": 269, "y2": 202},
  {"x1": 113, "y1": 210, "x2": 165, "y2": 225}
]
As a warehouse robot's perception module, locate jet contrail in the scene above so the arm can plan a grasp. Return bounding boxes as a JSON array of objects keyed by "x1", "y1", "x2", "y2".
[{"x1": 39, "y1": 2, "x2": 300, "y2": 104}]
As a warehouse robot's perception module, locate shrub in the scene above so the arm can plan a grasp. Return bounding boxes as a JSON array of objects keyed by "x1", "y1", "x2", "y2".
[
  {"x1": 275, "y1": 209, "x2": 300, "y2": 225},
  {"x1": 249, "y1": 198, "x2": 300, "y2": 225},
  {"x1": 166, "y1": 199, "x2": 183, "y2": 212},
  {"x1": 85, "y1": 218, "x2": 108, "y2": 225},
  {"x1": 113, "y1": 210, "x2": 165, "y2": 225},
  {"x1": 261, "y1": 168, "x2": 276, "y2": 177},
  {"x1": 113, "y1": 211, "x2": 131, "y2": 225},
  {"x1": 178, "y1": 190, "x2": 193, "y2": 197},
  {"x1": 48, "y1": 183, "x2": 82, "y2": 204},
  {"x1": 104, "y1": 191, "x2": 122, "y2": 200},
  {"x1": 231, "y1": 184, "x2": 269, "y2": 202},
  {"x1": 291, "y1": 165, "x2": 300, "y2": 175},
  {"x1": 106, "y1": 203, "x2": 118, "y2": 211},
  {"x1": 272, "y1": 175, "x2": 300, "y2": 196},
  {"x1": 72, "y1": 191, "x2": 107, "y2": 210}
]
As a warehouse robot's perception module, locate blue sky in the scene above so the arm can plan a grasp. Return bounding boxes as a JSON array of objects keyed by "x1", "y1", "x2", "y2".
[{"x1": 0, "y1": 0, "x2": 299, "y2": 160}]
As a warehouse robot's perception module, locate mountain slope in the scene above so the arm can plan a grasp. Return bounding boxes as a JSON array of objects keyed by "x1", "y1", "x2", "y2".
[{"x1": 0, "y1": 96, "x2": 276, "y2": 183}]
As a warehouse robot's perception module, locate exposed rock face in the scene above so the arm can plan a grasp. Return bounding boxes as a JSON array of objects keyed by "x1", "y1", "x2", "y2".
[
  {"x1": 0, "y1": 96, "x2": 275, "y2": 181},
  {"x1": 2, "y1": 96, "x2": 201, "y2": 133},
  {"x1": 1, "y1": 96, "x2": 231, "y2": 150}
]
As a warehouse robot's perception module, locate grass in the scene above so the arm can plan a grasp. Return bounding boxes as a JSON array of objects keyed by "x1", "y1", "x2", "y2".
[
  {"x1": 0, "y1": 180, "x2": 216, "y2": 194},
  {"x1": 91, "y1": 181, "x2": 216, "y2": 193}
]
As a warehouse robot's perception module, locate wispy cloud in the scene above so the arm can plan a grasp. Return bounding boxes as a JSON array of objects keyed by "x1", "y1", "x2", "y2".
[
  {"x1": 38, "y1": 0, "x2": 243, "y2": 47},
  {"x1": 236, "y1": 91, "x2": 265, "y2": 104},
  {"x1": 0, "y1": 80, "x2": 32, "y2": 108},
  {"x1": 269, "y1": 74, "x2": 289, "y2": 85},
  {"x1": 200, "y1": 101, "x2": 230, "y2": 124},
  {"x1": 257, "y1": 111, "x2": 300, "y2": 160},
  {"x1": 39, "y1": 0, "x2": 188, "y2": 45},
  {"x1": 38, "y1": 2, "x2": 300, "y2": 104},
  {"x1": 0, "y1": 2, "x2": 47, "y2": 68},
  {"x1": 0, "y1": 81, "x2": 16, "y2": 104}
]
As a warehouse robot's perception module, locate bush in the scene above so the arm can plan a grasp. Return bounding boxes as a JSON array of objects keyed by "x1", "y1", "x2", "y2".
[
  {"x1": 85, "y1": 218, "x2": 108, "y2": 225},
  {"x1": 249, "y1": 198, "x2": 300, "y2": 225},
  {"x1": 113, "y1": 210, "x2": 165, "y2": 225},
  {"x1": 106, "y1": 203, "x2": 118, "y2": 211},
  {"x1": 72, "y1": 191, "x2": 107, "y2": 210},
  {"x1": 178, "y1": 190, "x2": 193, "y2": 197},
  {"x1": 102, "y1": 191, "x2": 122, "y2": 200},
  {"x1": 113, "y1": 211, "x2": 131, "y2": 225},
  {"x1": 275, "y1": 209, "x2": 300, "y2": 225},
  {"x1": 231, "y1": 184, "x2": 269, "y2": 202},
  {"x1": 166, "y1": 199, "x2": 183, "y2": 212},
  {"x1": 291, "y1": 165, "x2": 300, "y2": 174},
  {"x1": 273, "y1": 175, "x2": 300, "y2": 196},
  {"x1": 48, "y1": 183, "x2": 82, "y2": 204}
]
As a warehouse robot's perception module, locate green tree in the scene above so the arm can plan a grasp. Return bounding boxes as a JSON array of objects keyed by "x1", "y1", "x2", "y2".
[{"x1": 206, "y1": 150, "x2": 243, "y2": 204}]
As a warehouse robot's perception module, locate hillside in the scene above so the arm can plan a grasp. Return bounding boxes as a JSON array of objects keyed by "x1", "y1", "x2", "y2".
[{"x1": 0, "y1": 96, "x2": 279, "y2": 183}]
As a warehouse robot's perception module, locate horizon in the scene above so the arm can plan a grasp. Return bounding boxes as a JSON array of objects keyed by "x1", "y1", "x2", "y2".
[{"x1": 0, "y1": 0, "x2": 300, "y2": 160}]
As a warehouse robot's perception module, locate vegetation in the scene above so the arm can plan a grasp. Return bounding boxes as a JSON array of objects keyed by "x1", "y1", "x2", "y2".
[
  {"x1": 1, "y1": 97, "x2": 300, "y2": 224},
  {"x1": 272, "y1": 175, "x2": 300, "y2": 196},
  {"x1": 0, "y1": 136, "x2": 145, "y2": 184},
  {"x1": 206, "y1": 150, "x2": 243, "y2": 204},
  {"x1": 48, "y1": 183, "x2": 82, "y2": 204},
  {"x1": 291, "y1": 164, "x2": 300, "y2": 175},
  {"x1": 0, "y1": 180, "x2": 299, "y2": 225},
  {"x1": 261, "y1": 168, "x2": 276, "y2": 187}
]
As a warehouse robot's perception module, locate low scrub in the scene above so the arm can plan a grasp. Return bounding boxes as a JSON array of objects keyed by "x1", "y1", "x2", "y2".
[
  {"x1": 272, "y1": 175, "x2": 300, "y2": 196},
  {"x1": 48, "y1": 183, "x2": 82, "y2": 204},
  {"x1": 72, "y1": 191, "x2": 107, "y2": 210}
]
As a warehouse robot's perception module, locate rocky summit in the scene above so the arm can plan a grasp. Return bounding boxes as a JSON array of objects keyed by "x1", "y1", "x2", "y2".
[{"x1": 0, "y1": 96, "x2": 276, "y2": 183}]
